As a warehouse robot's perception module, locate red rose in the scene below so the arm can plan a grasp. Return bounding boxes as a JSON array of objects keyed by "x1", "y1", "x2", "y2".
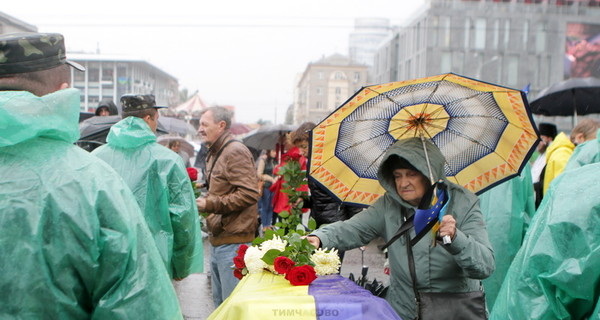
[
  {"x1": 284, "y1": 265, "x2": 317, "y2": 286},
  {"x1": 233, "y1": 255, "x2": 245, "y2": 269},
  {"x1": 186, "y1": 167, "x2": 198, "y2": 181},
  {"x1": 273, "y1": 256, "x2": 295, "y2": 274},
  {"x1": 233, "y1": 268, "x2": 244, "y2": 280},
  {"x1": 237, "y1": 244, "x2": 249, "y2": 256}
]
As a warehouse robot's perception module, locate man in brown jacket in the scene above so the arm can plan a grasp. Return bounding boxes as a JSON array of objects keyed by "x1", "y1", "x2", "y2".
[{"x1": 196, "y1": 106, "x2": 260, "y2": 307}]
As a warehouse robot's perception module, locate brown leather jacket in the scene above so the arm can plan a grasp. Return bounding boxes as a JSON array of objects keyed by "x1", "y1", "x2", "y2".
[{"x1": 204, "y1": 132, "x2": 259, "y2": 246}]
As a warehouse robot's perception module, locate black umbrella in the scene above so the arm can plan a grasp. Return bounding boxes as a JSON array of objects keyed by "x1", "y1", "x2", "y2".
[
  {"x1": 77, "y1": 115, "x2": 168, "y2": 152},
  {"x1": 242, "y1": 124, "x2": 297, "y2": 150},
  {"x1": 530, "y1": 77, "x2": 600, "y2": 116}
]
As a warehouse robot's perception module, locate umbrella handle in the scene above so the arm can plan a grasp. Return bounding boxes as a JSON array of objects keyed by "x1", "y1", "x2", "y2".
[{"x1": 442, "y1": 235, "x2": 452, "y2": 245}]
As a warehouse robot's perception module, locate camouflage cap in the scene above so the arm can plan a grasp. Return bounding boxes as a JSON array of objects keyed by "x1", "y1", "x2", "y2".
[
  {"x1": 0, "y1": 32, "x2": 85, "y2": 75},
  {"x1": 121, "y1": 94, "x2": 167, "y2": 112}
]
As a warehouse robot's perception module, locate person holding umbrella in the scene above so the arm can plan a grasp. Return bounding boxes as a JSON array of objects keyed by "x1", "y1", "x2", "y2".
[{"x1": 306, "y1": 137, "x2": 494, "y2": 319}]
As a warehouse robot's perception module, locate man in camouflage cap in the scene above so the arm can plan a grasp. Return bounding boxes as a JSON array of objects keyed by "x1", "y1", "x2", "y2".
[
  {"x1": 0, "y1": 33, "x2": 183, "y2": 318},
  {"x1": 0, "y1": 32, "x2": 84, "y2": 73},
  {"x1": 93, "y1": 92, "x2": 205, "y2": 281}
]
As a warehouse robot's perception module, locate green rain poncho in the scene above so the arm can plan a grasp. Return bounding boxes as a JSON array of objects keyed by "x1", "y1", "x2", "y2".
[
  {"x1": 0, "y1": 89, "x2": 182, "y2": 319},
  {"x1": 92, "y1": 116, "x2": 203, "y2": 279},
  {"x1": 490, "y1": 163, "x2": 600, "y2": 320},
  {"x1": 479, "y1": 164, "x2": 536, "y2": 311}
]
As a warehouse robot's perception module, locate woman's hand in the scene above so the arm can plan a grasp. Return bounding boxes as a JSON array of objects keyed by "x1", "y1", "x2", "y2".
[
  {"x1": 304, "y1": 235, "x2": 321, "y2": 248},
  {"x1": 438, "y1": 215, "x2": 456, "y2": 241}
]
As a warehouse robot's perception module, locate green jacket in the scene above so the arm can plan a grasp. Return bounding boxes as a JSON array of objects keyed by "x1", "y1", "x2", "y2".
[
  {"x1": 93, "y1": 116, "x2": 203, "y2": 279},
  {"x1": 0, "y1": 89, "x2": 182, "y2": 319},
  {"x1": 312, "y1": 138, "x2": 495, "y2": 319},
  {"x1": 564, "y1": 128, "x2": 600, "y2": 172},
  {"x1": 491, "y1": 163, "x2": 600, "y2": 320}
]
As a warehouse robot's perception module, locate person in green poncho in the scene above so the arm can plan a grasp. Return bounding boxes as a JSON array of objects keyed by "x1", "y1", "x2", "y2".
[
  {"x1": 0, "y1": 32, "x2": 182, "y2": 319},
  {"x1": 92, "y1": 94, "x2": 204, "y2": 280},
  {"x1": 491, "y1": 162, "x2": 600, "y2": 320},
  {"x1": 479, "y1": 164, "x2": 536, "y2": 311}
]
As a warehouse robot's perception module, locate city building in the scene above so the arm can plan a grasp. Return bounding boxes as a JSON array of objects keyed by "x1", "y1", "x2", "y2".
[
  {"x1": 293, "y1": 54, "x2": 369, "y2": 124},
  {"x1": 0, "y1": 11, "x2": 37, "y2": 34},
  {"x1": 349, "y1": 18, "x2": 392, "y2": 82},
  {"x1": 69, "y1": 53, "x2": 179, "y2": 113},
  {"x1": 372, "y1": 0, "x2": 600, "y2": 131},
  {"x1": 374, "y1": 0, "x2": 600, "y2": 99}
]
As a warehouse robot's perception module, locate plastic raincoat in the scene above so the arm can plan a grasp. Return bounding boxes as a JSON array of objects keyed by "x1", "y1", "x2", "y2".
[
  {"x1": 0, "y1": 89, "x2": 182, "y2": 319},
  {"x1": 479, "y1": 164, "x2": 536, "y2": 311},
  {"x1": 564, "y1": 128, "x2": 600, "y2": 171},
  {"x1": 311, "y1": 138, "x2": 495, "y2": 319},
  {"x1": 490, "y1": 163, "x2": 600, "y2": 320},
  {"x1": 92, "y1": 116, "x2": 203, "y2": 279},
  {"x1": 543, "y1": 132, "x2": 575, "y2": 194}
]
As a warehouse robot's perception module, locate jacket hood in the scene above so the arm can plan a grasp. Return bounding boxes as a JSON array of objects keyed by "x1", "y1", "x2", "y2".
[
  {"x1": 95, "y1": 98, "x2": 119, "y2": 115},
  {"x1": 377, "y1": 137, "x2": 446, "y2": 206},
  {"x1": 0, "y1": 88, "x2": 81, "y2": 147},
  {"x1": 546, "y1": 132, "x2": 574, "y2": 160},
  {"x1": 106, "y1": 116, "x2": 156, "y2": 148}
]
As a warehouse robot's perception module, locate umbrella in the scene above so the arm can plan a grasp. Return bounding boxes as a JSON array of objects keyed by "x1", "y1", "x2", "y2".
[
  {"x1": 230, "y1": 123, "x2": 253, "y2": 135},
  {"x1": 308, "y1": 73, "x2": 539, "y2": 208},
  {"x1": 157, "y1": 136, "x2": 195, "y2": 157},
  {"x1": 530, "y1": 77, "x2": 600, "y2": 117},
  {"x1": 157, "y1": 116, "x2": 196, "y2": 136},
  {"x1": 79, "y1": 115, "x2": 123, "y2": 143},
  {"x1": 242, "y1": 124, "x2": 297, "y2": 151}
]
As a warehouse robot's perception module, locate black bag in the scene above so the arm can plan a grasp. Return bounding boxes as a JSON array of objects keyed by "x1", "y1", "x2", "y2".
[{"x1": 418, "y1": 291, "x2": 487, "y2": 320}]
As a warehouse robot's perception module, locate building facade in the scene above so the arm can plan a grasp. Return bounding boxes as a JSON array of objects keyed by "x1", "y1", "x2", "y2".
[
  {"x1": 69, "y1": 53, "x2": 179, "y2": 113},
  {"x1": 0, "y1": 11, "x2": 37, "y2": 34},
  {"x1": 349, "y1": 18, "x2": 392, "y2": 82},
  {"x1": 293, "y1": 54, "x2": 369, "y2": 124},
  {"x1": 373, "y1": 0, "x2": 600, "y2": 101}
]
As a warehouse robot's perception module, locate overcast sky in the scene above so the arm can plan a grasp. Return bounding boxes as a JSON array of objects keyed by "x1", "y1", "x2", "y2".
[{"x1": 3, "y1": 0, "x2": 425, "y2": 123}]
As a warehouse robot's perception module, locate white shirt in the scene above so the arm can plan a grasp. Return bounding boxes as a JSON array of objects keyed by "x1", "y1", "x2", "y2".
[{"x1": 531, "y1": 152, "x2": 546, "y2": 183}]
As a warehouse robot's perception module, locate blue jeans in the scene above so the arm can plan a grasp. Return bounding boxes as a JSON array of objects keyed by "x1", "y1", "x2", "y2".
[
  {"x1": 210, "y1": 243, "x2": 246, "y2": 307},
  {"x1": 259, "y1": 188, "x2": 274, "y2": 228}
]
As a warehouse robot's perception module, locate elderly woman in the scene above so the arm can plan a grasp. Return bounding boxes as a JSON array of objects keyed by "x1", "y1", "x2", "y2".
[{"x1": 307, "y1": 137, "x2": 495, "y2": 319}]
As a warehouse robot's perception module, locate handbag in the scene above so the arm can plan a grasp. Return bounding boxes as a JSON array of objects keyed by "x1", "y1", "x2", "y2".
[
  {"x1": 418, "y1": 291, "x2": 486, "y2": 320},
  {"x1": 402, "y1": 228, "x2": 487, "y2": 320}
]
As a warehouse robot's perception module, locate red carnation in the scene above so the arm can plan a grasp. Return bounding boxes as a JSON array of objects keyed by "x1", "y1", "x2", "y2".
[
  {"x1": 273, "y1": 256, "x2": 295, "y2": 274},
  {"x1": 186, "y1": 167, "x2": 198, "y2": 181},
  {"x1": 233, "y1": 255, "x2": 245, "y2": 269},
  {"x1": 284, "y1": 265, "x2": 317, "y2": 286},
  {"x1": 237, "y1": 244, "x2": 249, "y2": 256},
  {"x1": 233, "y1": 268, "x2": 244, "y2": 280}
]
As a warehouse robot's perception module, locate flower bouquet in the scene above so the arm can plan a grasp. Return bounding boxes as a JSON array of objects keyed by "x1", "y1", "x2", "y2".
[{"x1": 233, "y1": 228, "x2": 341, "y2": 286}]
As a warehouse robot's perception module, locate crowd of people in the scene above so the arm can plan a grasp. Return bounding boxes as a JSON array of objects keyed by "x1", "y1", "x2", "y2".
[{"x1": 2, "y1": 31, "x2": 600, "y2": 320}]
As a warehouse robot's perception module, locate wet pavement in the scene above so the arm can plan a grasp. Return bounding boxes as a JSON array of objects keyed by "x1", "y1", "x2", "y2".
[{"x1": 173, "y1": 234, "x2": 389, "y2": 320}]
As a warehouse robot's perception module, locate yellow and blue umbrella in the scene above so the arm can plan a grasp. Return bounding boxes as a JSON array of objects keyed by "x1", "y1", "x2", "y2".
[{"x1": 308, "y1": 73, "x2": 539, "y2": 207}]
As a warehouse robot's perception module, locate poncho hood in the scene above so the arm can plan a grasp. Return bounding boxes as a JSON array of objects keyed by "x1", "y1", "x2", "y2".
[
  {"x1": 106, "y1": 116, "x2": 156, "y2": 149},
  {"x1": 0, "y1": 88, "x2": 80, "y2": 147}
]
